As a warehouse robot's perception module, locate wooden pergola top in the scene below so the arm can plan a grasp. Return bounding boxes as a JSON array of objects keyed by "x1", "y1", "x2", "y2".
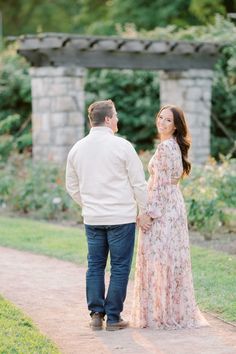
[{"x1": 17, "y1": 33, "x2": 222, "y2": 70}]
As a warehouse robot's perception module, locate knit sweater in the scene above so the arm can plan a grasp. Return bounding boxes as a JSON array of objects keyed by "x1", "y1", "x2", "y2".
[{"x1": 65, "y1": 127, "x2": 148, "y2": 225}]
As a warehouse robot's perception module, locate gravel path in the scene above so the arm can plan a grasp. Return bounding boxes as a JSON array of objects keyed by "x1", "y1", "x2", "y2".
[{"x1": 0, "y1": 246, "x2": 236, "y2": 354}]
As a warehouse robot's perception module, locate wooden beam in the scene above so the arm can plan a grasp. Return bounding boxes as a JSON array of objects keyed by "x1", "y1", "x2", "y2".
[
  {"x1": 18, "y1": 48, "x2": 218, "y2": 70},
  {"x1": 17, "y1": 34, "x2": 222, "y2": 71}
]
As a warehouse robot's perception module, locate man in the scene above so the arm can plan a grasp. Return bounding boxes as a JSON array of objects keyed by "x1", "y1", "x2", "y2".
[{"x1": 66, "y1": 99, "x2": 151, "y2": 331}]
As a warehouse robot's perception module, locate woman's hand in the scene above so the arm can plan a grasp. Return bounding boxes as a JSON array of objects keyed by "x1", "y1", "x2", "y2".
[{"x1": 137, "y1": 214, "x2": 153, "y2": 232}]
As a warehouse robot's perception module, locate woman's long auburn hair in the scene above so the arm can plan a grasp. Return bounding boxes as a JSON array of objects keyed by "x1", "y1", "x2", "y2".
[{"x1": 156, "y1": 105, "x2": 192, "y2": 177}]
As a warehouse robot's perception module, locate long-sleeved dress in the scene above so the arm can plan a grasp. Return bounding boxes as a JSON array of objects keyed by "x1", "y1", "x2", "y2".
[{"x1": 131, "y1": 137, "x2": 208, "y2": 329}]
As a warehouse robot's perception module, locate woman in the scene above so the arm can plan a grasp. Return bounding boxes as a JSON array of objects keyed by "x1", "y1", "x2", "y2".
[{"x1": 131, "y1": 105, "x2": 208, "y2": 329}]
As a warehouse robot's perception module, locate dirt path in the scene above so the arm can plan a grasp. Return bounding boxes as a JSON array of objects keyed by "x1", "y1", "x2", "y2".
[{"x1": 0, "y1": 246, "x2": 236, "y2": 354}]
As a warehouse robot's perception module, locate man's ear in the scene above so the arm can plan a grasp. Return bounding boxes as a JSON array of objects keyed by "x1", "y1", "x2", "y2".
[{"x1": 104, "y1": 116, "x2": 110, "y2": 125}]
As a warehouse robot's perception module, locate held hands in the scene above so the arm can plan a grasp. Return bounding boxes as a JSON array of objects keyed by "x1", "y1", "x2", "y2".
[{"x1": 137, "y1": 214, "x2": 153, "y2": 233}]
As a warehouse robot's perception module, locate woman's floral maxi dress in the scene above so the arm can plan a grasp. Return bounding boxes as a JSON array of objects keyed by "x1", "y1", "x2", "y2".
[{"x1": 131, "y1": 138, "x2": 208, "y2": 329}]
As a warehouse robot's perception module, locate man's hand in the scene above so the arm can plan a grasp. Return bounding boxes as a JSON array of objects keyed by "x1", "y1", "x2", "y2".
[{"x1": 137, "y1": 214, "x2": 153, "y2": 232}]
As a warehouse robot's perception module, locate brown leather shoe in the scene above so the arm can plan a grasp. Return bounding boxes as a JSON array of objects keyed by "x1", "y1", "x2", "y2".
[
  {"x1": 106, "y1": 318, "x2": 129, "y2": 331},
  {"x1": 90, "y1": 312, "x2": 104, "y2": 331}
]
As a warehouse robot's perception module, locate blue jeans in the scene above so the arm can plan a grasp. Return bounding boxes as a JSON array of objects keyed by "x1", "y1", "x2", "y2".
[{"x1": 85, "y1": 223, "x2": 135, "y2": 323}]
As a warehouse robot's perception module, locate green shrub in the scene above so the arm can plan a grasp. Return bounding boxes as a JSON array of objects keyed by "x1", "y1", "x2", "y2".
[
  {"x1": 0, "y1": 114, "x2": 22, "y2": 134},
  {"x1": 0, "y1": 47, "x2": 31, "y2": 160},
  {"x1": 211, "y1": 42, "x2": 236, "y2": 159},
  {"x1": 16, "y1": 132, "x2": 32, "y2": 152},
  {"x1": 0, "y1": 136, "x2": 14, "y2": 163},
  {"x1": 0, "y1": 152, "x2": 235, "y2": 237},
  {"x1": 85, "y1": 69, "x2": 159, "y2": 151},
  {"x1": 182, "y1": 158, "x2": 236, "y2": 238},
  {"x1": 0, "y1": 154, "x2": 81, "y2": 221}
]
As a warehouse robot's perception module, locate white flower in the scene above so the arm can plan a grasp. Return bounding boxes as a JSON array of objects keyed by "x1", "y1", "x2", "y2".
[{"x1": 52, "y1": 197, "x2": 62, "y2": 205}]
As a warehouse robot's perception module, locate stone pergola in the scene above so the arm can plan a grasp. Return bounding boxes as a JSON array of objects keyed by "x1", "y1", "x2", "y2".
[{"x1": 18, "y1": 33, "x2": 221, "y2": 164}]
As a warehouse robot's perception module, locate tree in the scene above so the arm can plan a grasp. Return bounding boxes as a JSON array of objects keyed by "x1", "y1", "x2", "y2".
[
  {"x1": 1, "y1": 0, "x2": 235, "y2": 37},
  {"x1": 189, "y1": 0, "x2": 226, "y2": 24},
  {"x1": 71, "y1": 0, "x2": 113, "y2": 35},
  {"x1": 73, "y1": 0, "x2": 236, "y2": 34},
  {"x1": 0, "y1": 0, "x2": 80, "y2": 36}
]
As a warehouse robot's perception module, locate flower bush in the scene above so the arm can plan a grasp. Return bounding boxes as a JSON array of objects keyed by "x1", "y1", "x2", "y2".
[
  {"x1": 0, "y1": 153, "x2": 235, "y2": 238},
  {"x1": 0, "y1": 154, "x2": 81, "y2": 222},
  {"x1": 182, "y1": 158, "x2": 236, "y2": 239}
]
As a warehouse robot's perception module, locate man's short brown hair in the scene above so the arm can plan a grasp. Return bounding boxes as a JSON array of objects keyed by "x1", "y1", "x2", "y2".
[{"x1": 88, "y1": 100, "x2": 115, "y2": 126}]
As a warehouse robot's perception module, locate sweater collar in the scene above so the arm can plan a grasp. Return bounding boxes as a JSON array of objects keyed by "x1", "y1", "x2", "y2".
[{"x1": 90, "y1": 127, "x2": 114, "y2": 135}]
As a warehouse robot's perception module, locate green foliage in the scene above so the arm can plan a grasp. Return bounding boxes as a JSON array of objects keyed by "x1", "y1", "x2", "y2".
[
  {"x1": 211, "y1": 43, "x2": 236, "y2": 158},
  {"x1": 79, "y1": 0, "x2": 232, "y2": 33},
  {"x1": 118, "y1": 14, "x2": 235, "y2": 41},
  {"x1": 72, "y1": 0, "x2": 114, "y2": 35},
  {"x1": 0, "y1": 136, "x2": 14, "y2": 161},
  {"x1": 85, "y1": 69, "x2": 159, "y2": 151},
  {"x1": 77, "y1": 0, "x2": 235, "y2": 35},
  {"x1": 0, "y1": 114, "x2": 21, "y2": 134},
  {"x1": 189, "y1": 0, "x2": 226, "y2": 24},
  {"x1": 110, "y1": 0, "x2": 198, "y2": 29},
  {"x1": 0, "y1": 0, "x2": 80, "y2": 36},
  {"x1": 182, "y1": 158, "x2": 236, "y2": 238},
  {"x1": 0, "y1": 295, "x2": 60, "y2": 353},
  {"x1": 2, "y1": 153, "x2": 235, "y2": 240},
  {"x1": 1, "y1": 0, "x2": 234, "y2": 36},
  {"x1": 0, "y1": 48, "x2": 31, "y2": 108},
  {"x1": 0, "y1": 154, "x2": 81, "y2": 221},
  {"x1": 0, "y1": 47, "x2": 32, "y2": 160},
  {"x1": 187, "y1": 199, "x2": 221, "y2": 240},
  {"x1": 16, "y1": 132, "x2": 32, "y2": 152}
]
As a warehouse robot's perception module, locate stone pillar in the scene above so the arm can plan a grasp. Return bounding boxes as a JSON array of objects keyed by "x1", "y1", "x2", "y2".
[
  {"x1": 30, "y1": 66, "x2": 86, "y2": 164},
  {"x1": 159, "y1": 69, "x2": 213, "y2": 164}
]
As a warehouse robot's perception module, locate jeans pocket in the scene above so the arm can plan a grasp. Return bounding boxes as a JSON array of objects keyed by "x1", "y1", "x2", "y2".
[{"x1": 85, "y1": 225, "x2": 96, "y2": 238}]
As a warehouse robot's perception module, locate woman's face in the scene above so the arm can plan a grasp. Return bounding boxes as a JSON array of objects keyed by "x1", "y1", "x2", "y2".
[{"x1": 156, "y1": 108, "x2": 176, "y2": 138}]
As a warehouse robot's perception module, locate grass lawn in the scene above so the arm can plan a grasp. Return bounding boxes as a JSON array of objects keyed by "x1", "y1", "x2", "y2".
[
  {"x1": 0, "y1": 215, "x2": 236, "y2": 322},
  {"x1": 0, "y1": 295, "x2": 60, "y2": 353},
  {"x1": 191, "y1": 247, "x2": 236, "y2": 322},
  {"x1": 0, "y1": 215, "x2": 87, "y2": 264}
]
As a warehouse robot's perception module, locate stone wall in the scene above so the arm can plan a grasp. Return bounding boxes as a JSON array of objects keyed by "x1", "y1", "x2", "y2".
[
  {"x1": 30, "y1": 66, "x2": 214, "y2": 164},
  {"x1": 30, "y1": 66, "x2": 85, "y2": 164},
  {"x1": 160, "y1": 69, "x2": 213, "y2": 163}
]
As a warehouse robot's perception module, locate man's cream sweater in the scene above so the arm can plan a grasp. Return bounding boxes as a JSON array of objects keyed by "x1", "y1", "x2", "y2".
[{"x1": 66, "y1": 127, "x2": 148, "y2": 225}]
